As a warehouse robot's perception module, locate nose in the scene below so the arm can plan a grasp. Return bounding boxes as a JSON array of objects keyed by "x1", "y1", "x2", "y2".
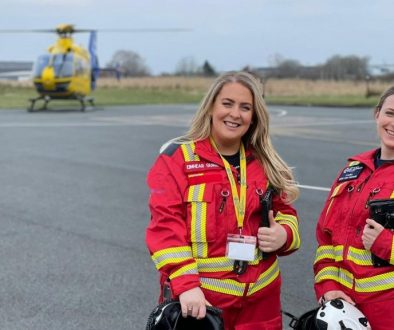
[{"x1": 229, "y1": 105, "x2": 241, "y2": 119}]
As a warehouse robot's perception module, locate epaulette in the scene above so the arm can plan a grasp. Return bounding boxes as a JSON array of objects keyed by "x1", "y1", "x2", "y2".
[{"x1": 161, "y1": 142, "x2": 181, "y2": 156}]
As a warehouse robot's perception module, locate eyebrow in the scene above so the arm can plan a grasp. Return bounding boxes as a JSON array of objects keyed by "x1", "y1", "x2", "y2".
[{"x1": 221, "y1": 98, "x2": 252, "y2": 106}]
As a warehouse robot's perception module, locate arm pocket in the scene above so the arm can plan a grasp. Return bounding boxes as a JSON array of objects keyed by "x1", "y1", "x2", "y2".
[
  {"x1": 323, "y1": 181, "x2": 351, "y2": 233},
  {"x1": 184, "y1": 183, "x2": 216, "y2": 244}
]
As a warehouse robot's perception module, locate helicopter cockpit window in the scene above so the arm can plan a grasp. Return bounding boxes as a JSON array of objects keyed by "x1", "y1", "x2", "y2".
[
  {"x1": 33, "y1": 54, "x2": 50, "y2": 78},
  {"x1": 52, "y1": 53, "x2": 74, "y2": 78}
]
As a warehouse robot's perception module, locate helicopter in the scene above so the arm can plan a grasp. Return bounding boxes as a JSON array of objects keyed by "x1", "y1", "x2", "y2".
[
  {"x1": 25, "y1": 24, "x2": 99, "y2": 112},
  {"x1": 0, "y1": 24, "x2": 190, "y2": 112}
]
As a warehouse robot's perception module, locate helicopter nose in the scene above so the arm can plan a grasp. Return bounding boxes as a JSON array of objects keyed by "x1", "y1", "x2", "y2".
[{"x1": 42, "y1": 66, "x2": 56, "y2": 90}]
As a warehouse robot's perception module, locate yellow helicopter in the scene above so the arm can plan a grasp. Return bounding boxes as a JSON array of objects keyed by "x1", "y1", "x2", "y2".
[
  {"x1": 26, "y1": 24, "x2": 98, "y2": 111},
  {"x1": 1, "y1": 24, "x2": 190, "y2": 112}
]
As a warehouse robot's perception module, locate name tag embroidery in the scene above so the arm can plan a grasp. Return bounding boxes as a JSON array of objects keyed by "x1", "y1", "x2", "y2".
[
  {"x1": 338, "y1": 165, "x2": 364, "y2": 182},
  {"x1": 184, "y1": 161, "x2": 220, "y2": 173}
]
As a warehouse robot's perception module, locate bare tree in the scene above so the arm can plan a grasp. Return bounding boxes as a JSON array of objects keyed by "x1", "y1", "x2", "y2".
[
  {"x1": 107, "y1": 50, "x2": 150, "y2": 77},
  {"x1": 322, "y1": 55, "x2": 369, "y2": 80},
  {"x1": 175, "y1": 56, "x2": 199, "y2": 76}
]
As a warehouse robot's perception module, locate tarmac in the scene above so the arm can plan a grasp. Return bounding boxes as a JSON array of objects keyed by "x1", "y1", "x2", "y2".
[{"x1": 0, "y1": 103, "x2": 378, "y2": 329}]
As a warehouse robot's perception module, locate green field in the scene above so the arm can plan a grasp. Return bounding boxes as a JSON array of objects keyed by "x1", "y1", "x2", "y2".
[{"x1": 0, "y1": 80, "x2": 381, "y2": 110}]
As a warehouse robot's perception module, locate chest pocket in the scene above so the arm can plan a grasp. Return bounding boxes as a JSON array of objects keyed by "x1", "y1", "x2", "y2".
[
  {"x1": 367, "y1": 182, "x2": 394, "y2": 202},
  {"x1": 184, "y1": 183, "x2": 215, "y2": 258}
]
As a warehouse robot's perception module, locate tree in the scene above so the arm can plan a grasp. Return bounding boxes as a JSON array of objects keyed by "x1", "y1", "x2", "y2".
[
  {"x1": 107, "y1": 50, "x2": 150, "y2": 77},
  {"x1": 322, "y1": 55, "x2": 369, "y2": 80},
  {"x1": 201, "y1": 60, "x2": 216, "y2": 77},
  {"x1": 175, "y1": 56, "x2": 199, "y2": 76}
]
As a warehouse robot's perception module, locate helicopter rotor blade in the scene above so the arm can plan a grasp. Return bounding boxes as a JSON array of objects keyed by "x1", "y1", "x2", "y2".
[
  {"x1": 0, "y1": 29, "x2": 57, "y2": 33},
  {"x1": 98, "y1": 28, "x2": 191, "y2": 32}
]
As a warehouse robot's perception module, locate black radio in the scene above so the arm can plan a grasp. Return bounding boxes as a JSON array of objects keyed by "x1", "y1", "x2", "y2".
[{"x1": 367, "y1": 199, "x2": 394, "y2": 267}]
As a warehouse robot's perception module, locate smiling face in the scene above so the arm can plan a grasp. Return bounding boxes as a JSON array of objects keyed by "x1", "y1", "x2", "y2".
[
  {"x1": 376, "y1": 94, "x2": 394, "y2": 159},
  {"x1": 210, "y1": 82, "x2": 254, "y2": 155}
]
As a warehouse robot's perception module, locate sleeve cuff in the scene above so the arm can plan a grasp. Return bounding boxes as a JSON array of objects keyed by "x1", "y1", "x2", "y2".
[
  {"x1": 170, "y1": 274, "x2": 201, "y2": 297},
  {"x1": 370, "y1": 229, "x2": 393, "y2": 261}
]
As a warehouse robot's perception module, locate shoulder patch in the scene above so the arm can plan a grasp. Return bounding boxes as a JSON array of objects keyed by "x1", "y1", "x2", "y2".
[
  {"x1": 338, "y1": 164, "x2": 364, "y2": 182},
  {"x1": 160, "y1": 142, "x2": 180, "y2": 156}
]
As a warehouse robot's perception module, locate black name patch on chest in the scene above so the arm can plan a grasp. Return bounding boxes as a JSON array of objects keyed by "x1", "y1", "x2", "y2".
[{"x1": 337, "y1": 165, "x2": 364, "y2": 182}]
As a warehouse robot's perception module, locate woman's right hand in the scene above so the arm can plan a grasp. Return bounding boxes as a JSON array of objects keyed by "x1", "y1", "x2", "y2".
[
  {"x1": 321, "y1": 290, "x2": 355, "y2": 305},
  {"x1": 179, "y1": 287, "x2": 211, "y2": 319}
]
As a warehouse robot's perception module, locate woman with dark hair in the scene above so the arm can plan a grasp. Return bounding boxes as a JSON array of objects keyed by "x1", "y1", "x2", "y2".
[
  {"x1": 146, "y1": 71, "x2": 300, "y2": 329},
  {"x1": 314, "y1": 86, "x2": 394, "y2": 330}
]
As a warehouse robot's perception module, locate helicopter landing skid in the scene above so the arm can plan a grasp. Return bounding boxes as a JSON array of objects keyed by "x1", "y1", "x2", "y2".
[
  {"x1": 28, "y1": 95, "x2": 49, "y2": 112},
  {"x1": 27, "y1": 95, "x2": 95, "y2": 112},
  {"x1": 76, "y1": 96, "x2": 95, "y2": 112}
]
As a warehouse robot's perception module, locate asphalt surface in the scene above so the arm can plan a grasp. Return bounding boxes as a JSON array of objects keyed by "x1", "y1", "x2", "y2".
[{"x1": 0, "y1": 104, "x2": 379, "y2": 329}]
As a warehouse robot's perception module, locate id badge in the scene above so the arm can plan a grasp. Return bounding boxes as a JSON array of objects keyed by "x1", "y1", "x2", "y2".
[{"x1": 226, "y1": 234, "x2": 256, "y2": 261}]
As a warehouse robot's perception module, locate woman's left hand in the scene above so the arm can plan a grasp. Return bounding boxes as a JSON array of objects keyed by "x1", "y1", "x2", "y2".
[
  {"x1": 257, "y1": 210, "x2": 287, "y2": 252},
  {"x1": 362, "y1": 218, "x2": 384, "y2": 250}
]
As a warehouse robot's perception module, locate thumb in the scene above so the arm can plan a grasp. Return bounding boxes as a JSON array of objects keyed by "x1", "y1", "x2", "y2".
[
  {"x1": 366, "y1": 218, "x2": 378, "y2": 227},
  {"x1": 268, "y1": 210, "x2": 276, "y2": 226}
]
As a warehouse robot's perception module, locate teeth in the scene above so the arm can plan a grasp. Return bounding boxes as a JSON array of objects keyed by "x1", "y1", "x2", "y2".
[
  {"x1": 224, "y1": 121, "x2": 240, "y2": 128},
  {"x1": 386, "y1": 129, "x2": 394, "y2": 136}
]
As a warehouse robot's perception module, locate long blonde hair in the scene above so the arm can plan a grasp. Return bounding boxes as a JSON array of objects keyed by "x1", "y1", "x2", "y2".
[{"x1": 180, "y1": 71, "x2": 299, "y2": 203}]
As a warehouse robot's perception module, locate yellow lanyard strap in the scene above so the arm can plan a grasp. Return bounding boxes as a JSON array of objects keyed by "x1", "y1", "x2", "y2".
[{"x1": 210, "y1": 137, "x2": 247, "y2": 230}]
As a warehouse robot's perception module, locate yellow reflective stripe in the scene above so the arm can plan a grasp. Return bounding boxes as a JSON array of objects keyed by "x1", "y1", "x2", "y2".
[
  {"x1": 180, "y1": 142, "x2": 199, "y2": 162},
  {"x1": 200, "y1": 260, "x2": 280, "y2": 297},
  {"x1": 315, "y1": 266, "x2": 353, "y2": 289},
  {"x1": 190, "y1": 184, "x2": 208, "y2": 258},
  {"x1": 391, "y1": 238, "x2": 394, "y2": 264},
  {"x1": 348, "y1": 161, "x2": 360, "y2": 166},
  {"x1": 152, "y1": 246, "x2": 193, "y2": 269},
  {"x1": 326, "y1": 182, "x2": 347, "y2": 216},
  {"x1": 391, "y1": 190, "x2": 394, "y2": 199},
  {"x1": 201, "y1": 277, "x2": 245, "y2": 296},
  {"x1": 247, "y1": 260, "x2": 280, "y2": 295},
  {"x1": 314, "y1": 245, "x2": 344, "y2": 264},
  {"x1": 347, "y1": 247, "x2": 373, "y2": 266},
  {"x1": 169, "y1": 262, "x2": 199, "y2": 280},
  {"x1": 275, "y1": 212, "x2": 300, "y2": 251},
  {"x1": 355, "y1": 271, "x2": 394, "y2": 292},
  {"x1": 196, "y1": 249, "x2": 262, "y2": 273}
]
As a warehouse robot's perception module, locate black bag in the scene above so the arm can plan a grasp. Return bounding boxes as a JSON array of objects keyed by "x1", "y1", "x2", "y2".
[
  {"x1": 368, "y1": 198, "x2": 394, "y2": 267},
  {"x1": 146, "y1": 300, "x2": 224, "y2": 330}
]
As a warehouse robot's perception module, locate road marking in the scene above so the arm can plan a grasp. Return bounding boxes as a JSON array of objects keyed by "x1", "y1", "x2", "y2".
[{"x1": 298, "y1": 184, "x2": 330, "y2": 192}]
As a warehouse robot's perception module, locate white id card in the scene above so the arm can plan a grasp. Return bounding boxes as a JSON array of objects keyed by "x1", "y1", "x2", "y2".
[{"x1": 226, "y1": 234, "x2": 256, "y2": 261}]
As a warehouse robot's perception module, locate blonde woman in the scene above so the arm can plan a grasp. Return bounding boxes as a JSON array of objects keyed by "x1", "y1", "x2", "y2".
[{"x1": 146, "y1": 71, "x2": 300, "y2": 330}]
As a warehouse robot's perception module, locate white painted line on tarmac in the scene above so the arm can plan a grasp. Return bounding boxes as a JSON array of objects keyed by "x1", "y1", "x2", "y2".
[
  {"x1": 271, "y1": 108, "x2": 288, "y2": 117},
  {"x1": 298, "y1": 184, "x2": 330, "y2": 192}
]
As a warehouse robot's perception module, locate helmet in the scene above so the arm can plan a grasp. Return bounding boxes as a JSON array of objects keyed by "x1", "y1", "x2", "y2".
[
  {"x1": 287, "y1": 299, "x2": 371, "y2": 330},
  {"x1": 316, "y1": 299, "x2": 371, "y2": 330},
  {"x1": 146, "y1": 300, "x2": 224, "y2": 330}
]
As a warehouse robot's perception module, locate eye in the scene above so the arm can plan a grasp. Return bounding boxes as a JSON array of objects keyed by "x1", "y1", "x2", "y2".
[
  {"x1": 385, "y1": 110, "x2": 394, "y2": 117},
  {"x1": 241, "y1": 105, "x2": 252, "y2": 111},
  {"x1": 222, "y1": 101, "x2": 232, "y2": 107}
]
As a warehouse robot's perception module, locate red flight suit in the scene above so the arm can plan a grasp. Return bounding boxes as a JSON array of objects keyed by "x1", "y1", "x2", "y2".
[
  {"x1": 146, "y1": 138, "x2": 300, "y2": 330},
  {"x1": 314, "y1": 149, "x2": 394, "y2": 330}
]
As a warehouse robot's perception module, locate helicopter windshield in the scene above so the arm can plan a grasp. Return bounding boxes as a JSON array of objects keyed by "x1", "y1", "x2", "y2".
[
  {"x1": 52, "y1": 53, "x2": 74, "y2": 78},
  {"x1": 33, "y1": 54, "x2": 50, "y2": 78},
  {"x1": 33, "y1": 53, "x2": 74, "y2": 78}
]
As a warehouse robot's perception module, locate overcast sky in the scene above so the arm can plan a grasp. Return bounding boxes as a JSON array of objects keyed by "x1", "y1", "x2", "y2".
[{"x1": 0, "y1": 0, "x2": 392, "y2": 75}]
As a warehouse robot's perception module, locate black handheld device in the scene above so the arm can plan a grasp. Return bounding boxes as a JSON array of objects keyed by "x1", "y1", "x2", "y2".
[
  {"x1": 260, "y1": 188, "x2": 274, "y2": 260},
  {"x1": 368, "y1": 198, "x2": 394, "y2": 267}
]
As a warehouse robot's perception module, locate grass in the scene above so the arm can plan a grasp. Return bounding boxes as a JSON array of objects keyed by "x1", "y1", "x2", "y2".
[{"x1": 0, "y1": 77, "x2": 388, "y2": 109}]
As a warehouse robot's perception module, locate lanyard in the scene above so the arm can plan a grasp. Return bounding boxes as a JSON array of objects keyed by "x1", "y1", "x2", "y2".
[{"x1": 210, "y1": 137, "x2": 247, "y2": 231}]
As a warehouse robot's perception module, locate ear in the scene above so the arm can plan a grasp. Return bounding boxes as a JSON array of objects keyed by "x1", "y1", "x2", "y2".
[{"x1": 374, "y1": 108, "x2": 380, "y2": 120}]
